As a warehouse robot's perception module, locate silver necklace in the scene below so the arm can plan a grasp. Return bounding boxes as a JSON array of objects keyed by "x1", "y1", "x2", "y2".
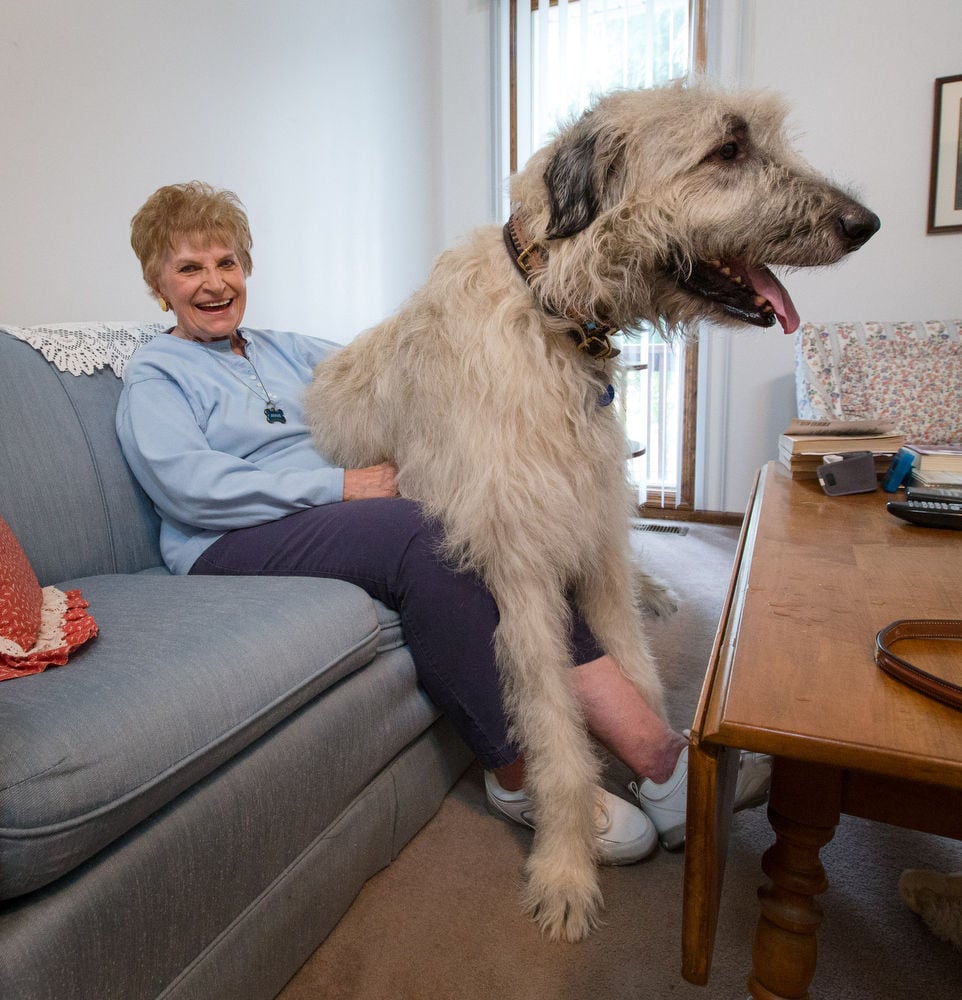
[{"x1": 204, "y1": 337, "x2": 287, "y2": 424}]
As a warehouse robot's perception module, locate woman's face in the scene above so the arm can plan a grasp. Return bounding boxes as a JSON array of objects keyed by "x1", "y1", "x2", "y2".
[{"x1": 157, "y1": 235, "x2": 248, "y2": 343}]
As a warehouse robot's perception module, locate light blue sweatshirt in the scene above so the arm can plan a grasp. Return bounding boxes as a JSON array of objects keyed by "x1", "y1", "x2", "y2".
[{"x1": 116, "y1": 328, "x2": 343, "y2": 574}]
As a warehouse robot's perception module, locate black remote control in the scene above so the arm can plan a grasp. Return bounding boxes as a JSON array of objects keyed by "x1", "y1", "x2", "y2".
[
  {"x1": 887, "y1": 498, "x2": 962, "y2": 530},
  {"x1": 905, "y1": 486, "x2": 962, "y2": 503}
]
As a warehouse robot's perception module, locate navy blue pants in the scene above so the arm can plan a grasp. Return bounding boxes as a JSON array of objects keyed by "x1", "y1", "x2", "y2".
[{"x1": 189, "y1": 498, "x2": 603, "y2": 769}]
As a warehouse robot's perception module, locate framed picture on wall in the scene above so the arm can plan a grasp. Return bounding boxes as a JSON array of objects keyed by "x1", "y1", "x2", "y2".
[{"x1": 928, "y1": 74, "x2": 962, "y2": 233}]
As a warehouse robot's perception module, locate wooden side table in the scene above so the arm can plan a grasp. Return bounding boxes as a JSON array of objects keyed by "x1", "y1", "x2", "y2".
[{"x1": 681, "y1": 462, "x2": 962, "y2": 998}]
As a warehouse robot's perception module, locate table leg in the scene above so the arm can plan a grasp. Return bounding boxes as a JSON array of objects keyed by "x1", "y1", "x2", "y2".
[{"x1": 747, "y1": 759, "x2": 840, "y2": 1000}]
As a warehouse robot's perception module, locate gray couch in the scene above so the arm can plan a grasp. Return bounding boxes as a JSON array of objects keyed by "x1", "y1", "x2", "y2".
[{"x1": 0, "y1": 326, "x2": 472, "y2": 1000}]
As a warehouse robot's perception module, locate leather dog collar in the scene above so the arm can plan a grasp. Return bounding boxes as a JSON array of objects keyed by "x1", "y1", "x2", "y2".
[{"x1": 502, "y1": 213, "x2": 619, "y2": 360}]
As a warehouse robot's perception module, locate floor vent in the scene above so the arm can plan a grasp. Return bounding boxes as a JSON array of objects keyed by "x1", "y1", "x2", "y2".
[{"x1": 631, "y1": 522, "x2": 690, "y2": 536}]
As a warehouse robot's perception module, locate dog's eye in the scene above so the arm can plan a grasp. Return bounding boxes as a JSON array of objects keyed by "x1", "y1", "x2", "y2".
[{"x1": 717, "y1": 141, "x2": 739, "y2": 161}]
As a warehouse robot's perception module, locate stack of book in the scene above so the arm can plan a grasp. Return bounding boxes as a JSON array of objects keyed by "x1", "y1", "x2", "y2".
[
  {"x1": 778, "y1": 418, "x2": 906, "y2": 480},
  {"x1": 903, "y1": 443, "x2": 962, "y2": 487}
]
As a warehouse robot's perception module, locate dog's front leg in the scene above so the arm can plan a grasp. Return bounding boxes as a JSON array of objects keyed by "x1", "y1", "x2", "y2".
[
  {"x1": 493, "y1": 586, "x2": 605, "y2": 942},
  {"x1": 575, "y1": 542, "x2": 666, "y2": 718}
]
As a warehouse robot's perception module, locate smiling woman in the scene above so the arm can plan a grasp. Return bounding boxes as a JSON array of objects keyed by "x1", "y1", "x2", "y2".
[
  {"x1": 158, "y1": 240, "x2": 249, "y2": 345},
  {"x1": 130, "y1": 181, "x2": 253, "y2": 347}
]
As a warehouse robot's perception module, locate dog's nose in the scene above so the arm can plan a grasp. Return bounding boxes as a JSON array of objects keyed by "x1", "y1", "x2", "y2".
[{"x1": 839, "y1": 208, "x2": 881, "y2": 249}]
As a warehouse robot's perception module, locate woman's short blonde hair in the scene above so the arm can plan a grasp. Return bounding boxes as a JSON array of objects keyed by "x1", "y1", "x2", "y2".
[{"x1": 131, "y1": 181, "x2": 253, "y2": 291}]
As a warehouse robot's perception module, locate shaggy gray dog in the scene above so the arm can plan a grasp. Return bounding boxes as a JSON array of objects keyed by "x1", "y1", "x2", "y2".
[{"x1": 305, "y1": 82, "x2": 879, "y2": 942}]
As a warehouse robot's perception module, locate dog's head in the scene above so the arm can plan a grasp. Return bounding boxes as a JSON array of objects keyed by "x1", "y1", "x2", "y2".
[{"x1": 512, "y1": 83, "x2": 880, "y2": 336}]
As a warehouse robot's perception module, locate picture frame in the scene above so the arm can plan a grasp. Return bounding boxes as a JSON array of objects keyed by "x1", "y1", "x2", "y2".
[{"x1": 927, "y1": 74, "x2": 962, "y2": 233}]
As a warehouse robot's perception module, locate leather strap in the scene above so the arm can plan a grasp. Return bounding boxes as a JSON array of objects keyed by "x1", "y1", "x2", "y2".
[
  {"x1": 503, "y1": 213, "x2": 549, "y2": 276},
  {"x1": 502, "y1": 213, "x2": 620, "y2": 360},
  {"x1": 875, "y1": 619, "x2": 962, "y2": 711}
]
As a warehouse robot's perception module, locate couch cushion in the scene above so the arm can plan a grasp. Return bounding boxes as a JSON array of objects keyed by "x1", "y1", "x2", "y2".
[
  {"x1": 373, "y1": 600, "x2": 403, "y2": 652},
  {"x1": 0, "y1": 332, "x2": 164, "y2": 584},
  {"x1": 0, "y1": 573, "x2": 383, "y2": 899}
]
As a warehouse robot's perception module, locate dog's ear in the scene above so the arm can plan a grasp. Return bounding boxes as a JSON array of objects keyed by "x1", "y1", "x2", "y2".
[{"x1": 543, "y1": 112, "x2": 624, "y2": 240}]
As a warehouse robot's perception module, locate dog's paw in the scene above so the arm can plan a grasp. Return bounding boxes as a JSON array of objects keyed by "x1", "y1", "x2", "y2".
[
  {"x1": 520, "y1": 855, "x2": 604, "y2": 942},
  {"x1": 634, "y1": 568, "x2": 679, "y2": 618}
]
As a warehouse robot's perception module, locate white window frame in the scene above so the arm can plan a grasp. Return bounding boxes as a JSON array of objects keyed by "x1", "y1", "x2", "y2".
[{"x1": 501, "y1": 0, "x2": 706, "y2": 513}]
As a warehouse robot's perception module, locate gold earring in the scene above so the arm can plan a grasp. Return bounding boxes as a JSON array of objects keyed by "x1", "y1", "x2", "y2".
[{"x1": 158, "y1": 297, "x2": 169, "y2": 313}]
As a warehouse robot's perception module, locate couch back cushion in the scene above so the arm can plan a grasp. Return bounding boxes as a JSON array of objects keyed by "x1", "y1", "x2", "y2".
[{"x1": 0, "y1": 331, "x2": 164, "y2": 583}]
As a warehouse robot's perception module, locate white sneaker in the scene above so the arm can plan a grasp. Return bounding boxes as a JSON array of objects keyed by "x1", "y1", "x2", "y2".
[
  {"x1": 484, "y1": 771, "x2": 658, "y2": 865},
  {"x1": 632, "y1": 743, "x2": 772, "y2": 851}
]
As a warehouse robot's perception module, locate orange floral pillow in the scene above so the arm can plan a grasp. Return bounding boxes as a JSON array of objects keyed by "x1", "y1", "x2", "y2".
[
  {"x1": 0, "y1": 516, "x2": 42, "y2": 650},
  {"x1": 0, "y1": 516, "x2": 98, "y2": 681}
]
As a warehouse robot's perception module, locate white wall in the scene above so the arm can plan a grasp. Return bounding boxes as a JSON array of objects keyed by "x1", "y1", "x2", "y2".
[
  {"x1": 698, "y1": 0, "x2": 962, "y2": 511},
  {"x1": 0, "y1": 0, "x2": 445, "y2": 342},
  {"x1": 438, "y1": 1, "x2": 502, "y2": 242}
]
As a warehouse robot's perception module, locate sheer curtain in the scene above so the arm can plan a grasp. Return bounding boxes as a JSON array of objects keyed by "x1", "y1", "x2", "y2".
[
  {"x1": 509, "y1": 0, "x2": 699, "y2": 507},
  {"x1": 514, "y1": 0, "x2": 692, "y2": 172}
]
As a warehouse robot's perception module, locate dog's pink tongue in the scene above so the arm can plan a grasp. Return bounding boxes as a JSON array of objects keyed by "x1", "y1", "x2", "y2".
[{"x1": 746, "y1": 266, "x2": 800, "y2": 335}]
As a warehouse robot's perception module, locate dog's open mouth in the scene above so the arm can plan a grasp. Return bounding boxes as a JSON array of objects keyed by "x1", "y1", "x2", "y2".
[{"x1": 676, "y1": 259, "x2": 800, "y2": 335}]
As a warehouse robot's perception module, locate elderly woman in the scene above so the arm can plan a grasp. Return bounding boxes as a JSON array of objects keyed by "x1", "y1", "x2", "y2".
[{"x1": 117, "y1": 181, "x2": 769, "y2": 862}]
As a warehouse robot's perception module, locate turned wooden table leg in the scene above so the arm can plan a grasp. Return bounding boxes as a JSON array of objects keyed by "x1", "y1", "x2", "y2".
[
  {"x1": 747, "y1": 759, "x2": 841, "y2": 1000},
  {"x1": 747, "y1": 807, "x2": 836, "y2": 999}
]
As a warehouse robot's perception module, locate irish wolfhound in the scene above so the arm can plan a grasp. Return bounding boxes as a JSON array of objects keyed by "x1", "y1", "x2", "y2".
[{"x1": 305, "y1": 82, "x2": 879, "y2": 941}]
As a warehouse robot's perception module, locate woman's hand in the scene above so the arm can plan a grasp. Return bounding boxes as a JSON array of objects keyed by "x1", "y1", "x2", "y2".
[{"x1": 342, "y1": 462, "x2": 400, "y2": 500}]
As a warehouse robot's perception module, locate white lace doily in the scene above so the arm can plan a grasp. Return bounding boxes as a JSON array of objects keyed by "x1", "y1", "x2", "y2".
[{"x1": 0, "y1": 322, "x2": 168, "y2": 377}]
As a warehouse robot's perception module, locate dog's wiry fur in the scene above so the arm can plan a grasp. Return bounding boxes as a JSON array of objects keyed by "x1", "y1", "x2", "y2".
[{"x1": 305, "y1": 83, "x2": 879, "y2": 941}]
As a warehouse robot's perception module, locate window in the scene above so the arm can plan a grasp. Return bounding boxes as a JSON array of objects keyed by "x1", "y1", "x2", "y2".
[{"x1": 505, "y1": 0, "x2": 705, "y2": 512}]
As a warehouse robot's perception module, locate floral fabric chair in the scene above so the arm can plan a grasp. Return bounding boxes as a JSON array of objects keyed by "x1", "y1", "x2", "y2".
[{"x1": 794, "y1": 320, "x2": 962, "y2": 444}]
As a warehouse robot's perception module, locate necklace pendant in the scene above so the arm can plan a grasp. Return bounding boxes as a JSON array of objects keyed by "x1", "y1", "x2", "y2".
[{"x1": 264, "y1": 406, "x2": 287, "y2": 424}]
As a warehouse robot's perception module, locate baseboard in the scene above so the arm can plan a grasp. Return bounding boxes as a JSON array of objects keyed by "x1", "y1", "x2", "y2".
[{"x1": 636, "y1": 506, "x2": 745, "y2": 526}]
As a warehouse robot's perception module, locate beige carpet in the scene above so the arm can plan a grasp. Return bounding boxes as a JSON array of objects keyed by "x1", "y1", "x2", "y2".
[{"x1": 278, "y1": 523, "x2": 962, "y2": 999}]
